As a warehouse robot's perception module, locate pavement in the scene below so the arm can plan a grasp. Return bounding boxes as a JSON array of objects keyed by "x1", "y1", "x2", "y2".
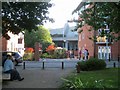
[
  {"x1": 2, "y1": 67, "x2": 75, "y2": 88},
  {"x1": 2, "y1": 59, "x2": 119, "y2": 89}
]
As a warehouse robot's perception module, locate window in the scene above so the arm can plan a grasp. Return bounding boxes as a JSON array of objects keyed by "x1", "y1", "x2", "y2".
[
  {"x1": 98, "y1": 29, "x2": 102, "y2": 35},
  {"x1": 98, "y1": 46, "x2": 111, "y2": 60},
  {"x1": 18, "y1": 38, "x2": 22, "y2": 44},
  {"x1": 98, "y1": 29, "x2": 110, "y2": 35},
  {"x1": 104, "y1": 29, "x2": 110, "y2": 34}
]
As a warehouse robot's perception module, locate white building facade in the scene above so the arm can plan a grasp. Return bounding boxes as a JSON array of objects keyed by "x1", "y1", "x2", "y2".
[
  {"x1": 50, "y1": 23, "x2": 78, "y2": 51},
  {"x1": 6, "y1": 32, "x2": 25, "y2": 56}
]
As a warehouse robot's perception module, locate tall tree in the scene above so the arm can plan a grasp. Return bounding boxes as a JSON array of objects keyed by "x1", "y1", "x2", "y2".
[
  {"x1": 2, "y1": 2, "x2": 54, "y2": 39},
  {"x1": 77, "y1": 2, "x2": 120, "y2": 41},
  {"x1": 24, "y1": 26, "x2": 53, "y2": 52}
]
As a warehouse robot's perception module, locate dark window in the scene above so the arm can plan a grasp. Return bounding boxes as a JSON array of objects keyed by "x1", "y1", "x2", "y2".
[{"x1": 18, "y1": 38, "x2": 22, "y2": 44}]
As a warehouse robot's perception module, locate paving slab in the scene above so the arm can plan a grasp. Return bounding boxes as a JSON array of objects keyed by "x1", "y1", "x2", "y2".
[{"x1": 2, "y1": 68, "x2": 75, "y2": 88}]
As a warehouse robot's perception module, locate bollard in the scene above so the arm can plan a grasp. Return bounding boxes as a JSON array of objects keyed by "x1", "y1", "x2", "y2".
[
  {"x1": 23, "y1": 62, "x2": 25, "y2": 69},
  {"x1": 118, "y1": 56, "x2": 119, "y2": 62},
  {"x1": 76, "y1": 65, "x2": 80, "y2": 73},
  {"x1": 42, "y1": 62, "x2": 44, "y2": 69},
  {"x1": 109, "y1": 54, "x2": 111, "y2": 62},
  {"x1": 62, "y1": 62, "x2": 64, "y2": 69},
  {"x1": 113, "y1": 62, "x2": 116, "y2": 68}
]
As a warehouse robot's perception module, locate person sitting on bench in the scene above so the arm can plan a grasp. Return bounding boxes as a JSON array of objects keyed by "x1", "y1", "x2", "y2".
[{"x1": 3, "y1": 54, "x2": 24, "y2": 81}]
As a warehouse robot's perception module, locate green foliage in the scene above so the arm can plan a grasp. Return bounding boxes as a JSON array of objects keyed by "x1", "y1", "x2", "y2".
[
  {"x1": 61, "y1": 68, "x2": 119, "y2": 89},
  {"x1": 76, "y1": 2, "x2": 120, "y2": 42},
  {"x1": 61, "y1": 77, "x2": 114, "y2": 89},
  {"x1": 24, "y1": 26, "x2": 53, "y2": 51},
  {"x1": 53, "y1": 48, "x2": 67, "y2": 59},
  {"x1": 86, "y1": 58, "x2": 106, "y2": 71},
  {"x1": 23, "y1": 53, "x2": 34, "y2": 60},
  {"x1": 77, "y1": 58, "x2": 106, "y2": 71},
  {"x1": 61, "y1": 77, "x2": 84, "y2": 89},
  {"x1": 77, "y1": 61, "x2": 87, "y2": 71},
  {"x1": 40, "y1": 48, "x2": 67, "y2": 59},
  {"x1": 2, "y1": 2, "x2": 54, "y2": 39},
  {"x1": 40, "y1": 53, "x2": 52, "y2": 58}
]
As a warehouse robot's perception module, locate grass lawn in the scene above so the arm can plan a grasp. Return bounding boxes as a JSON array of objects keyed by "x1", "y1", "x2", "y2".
[{"x1": 61, "y1": 68, "x2": 119, "y2": 89}]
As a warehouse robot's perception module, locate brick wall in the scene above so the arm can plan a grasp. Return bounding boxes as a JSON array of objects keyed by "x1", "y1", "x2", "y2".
[
  {"x1": 78, "y1": 24, "x2": 95, "y2": 58},
  {"x1": 78, "y1": 25, "x2": 120, "y2": 60},
  {"x1": 111, "y1": 37, "x2": 120, "y2": 60},
  {"x1": 0, "y1": 37, "x2": 7, "y2": 51}
]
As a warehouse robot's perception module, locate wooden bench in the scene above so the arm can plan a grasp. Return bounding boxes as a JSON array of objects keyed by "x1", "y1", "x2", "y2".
[{"x1": 2, "y1": 73, "x2": 11, "y2": 80}]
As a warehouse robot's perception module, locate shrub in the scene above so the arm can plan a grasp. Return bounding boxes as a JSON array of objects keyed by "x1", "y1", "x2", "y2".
[
  {"x1": 46, "y1": 44, "x2": 55, "y2": 52},
  {"x1": 86, "y1": 58, "x2": 106, "y2": 71},
  {"x1": 23, "y1": 52, "x2": 34, "y2": 60},
  {"x1": 77, "y1": 58, "x2": 106, "y2": 71},
  {"x1": 53, "y1": 48, "x2": 67, "y2": 59},
  {"x1": 41, "y1": 53, "x2": 53, "y2": 58},
  {"x1": 25, "y1": 47, "x2": 34, "y2": 53},
  {"x1": 41, "y1": 48, "x2": 67, "y2": 59},
  {"x1": 77, "y1": 61, "x2": 87, "y2": 71}
]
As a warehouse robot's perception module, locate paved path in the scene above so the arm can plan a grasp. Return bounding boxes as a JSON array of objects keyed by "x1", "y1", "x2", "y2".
[
  {"x1": 2, "y1": 59, "x2": 119, "y2": 88},
  {"x1": 2, "y1": 68, "x2": 75, "y2": 88}
]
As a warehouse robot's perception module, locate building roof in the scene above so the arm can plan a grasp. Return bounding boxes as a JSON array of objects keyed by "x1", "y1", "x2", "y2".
[
  {"x1": 49, "y1": 28, "x2": 63, "y2": 35},
  {"x1": 72, "y1": 1, "x2": 85, "y2": 14},
  {"x1": 49, "y1": 23, "x2": 78, "y2": 41}
]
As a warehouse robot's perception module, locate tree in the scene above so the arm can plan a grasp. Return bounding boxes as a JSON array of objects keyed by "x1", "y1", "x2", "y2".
[
  {"x1": 77, "y1": 2, "x2": 120, "y2": 41},
  {"x1": 2, "y1": 2, "x2": 54, "y2": 39},
  {"x1": 24, "y1": 26, "x2": 53, "y2": 52}
]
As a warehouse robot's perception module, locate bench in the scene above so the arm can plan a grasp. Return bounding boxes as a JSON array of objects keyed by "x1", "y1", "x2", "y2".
[{"x1": 2, "y1": 73, "x2": 11, "y2": 80}]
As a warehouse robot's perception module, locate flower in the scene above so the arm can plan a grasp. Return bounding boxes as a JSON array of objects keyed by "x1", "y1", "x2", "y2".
[
  {"x1": 25, "y1": 47, "x2": 34, "y2": 53},
  {"x1": 46, "y1": 44, "x2": 55, "y2": 51}
]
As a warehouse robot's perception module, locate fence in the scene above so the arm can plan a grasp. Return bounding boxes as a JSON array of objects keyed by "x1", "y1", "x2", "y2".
[
  {"x1": 22, "y1": 60, "x2": 119, "y2": 70},
  {"x1": 22, "y1": 60, "x2": 79, "y2": 70}
]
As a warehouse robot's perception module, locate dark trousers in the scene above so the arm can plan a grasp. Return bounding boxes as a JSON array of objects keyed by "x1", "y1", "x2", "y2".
[{"x1": 4, "y1": 69, "x2": 21, "y2": 80}]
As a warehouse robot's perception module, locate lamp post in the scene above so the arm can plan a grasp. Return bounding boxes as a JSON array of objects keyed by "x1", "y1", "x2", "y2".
[
  {"x1": 106, "y1": 36, "x2": 108, "y2": 61},
  {"x1": 105, "y1": 25, "x2": 110, "y2": 61},
  {"x1": 64, "y1": 40, "x2": 66, "y2": 48}
]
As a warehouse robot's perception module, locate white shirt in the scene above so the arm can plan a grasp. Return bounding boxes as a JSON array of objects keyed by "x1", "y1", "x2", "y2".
[{"x1": 84, "y1": 50, "x2": 87, "y2": 56}]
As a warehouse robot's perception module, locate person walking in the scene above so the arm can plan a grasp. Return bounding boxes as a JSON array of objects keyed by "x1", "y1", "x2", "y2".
[
  {"x1": 84, "y1": 49, "x2": 88, "y2": 60},
  {"x1": 3, "y1": 54, "x2": 24, "y2": 81},
  {"x1": 86, "y1": 49, "x2": 89, "y2": 60}
]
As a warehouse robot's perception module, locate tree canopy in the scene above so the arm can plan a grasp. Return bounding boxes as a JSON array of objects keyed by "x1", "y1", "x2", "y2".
[
  {"x1": 24, "y1": 26, "x2": 53, "y2": 52},
  {"x1": 76, "y1": 2, "x2": 120, "y2": 41},
  {"x1": 2, "y1": 2, "x2": 54, "y2": 39}
]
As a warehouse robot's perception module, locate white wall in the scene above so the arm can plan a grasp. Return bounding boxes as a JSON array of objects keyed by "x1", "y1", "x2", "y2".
[{"x1": 7, "y1": 32, "x2": 24, "y2": 56}]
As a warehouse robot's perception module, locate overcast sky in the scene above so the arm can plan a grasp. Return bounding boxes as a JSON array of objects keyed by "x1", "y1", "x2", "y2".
[{"x1": 44, "y1": 0, "x2": 82, "y2": 29}]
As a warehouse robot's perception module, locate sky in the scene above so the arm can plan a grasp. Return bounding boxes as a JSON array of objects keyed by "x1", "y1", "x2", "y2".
[{"x1": 44, "y1": 0, "x2": 82, "y2": 29}]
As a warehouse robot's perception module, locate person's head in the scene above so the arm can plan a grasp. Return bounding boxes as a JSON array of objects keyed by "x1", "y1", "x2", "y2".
[{"x1": 7, "y1": 54, "x2": 13, "y2": 60}]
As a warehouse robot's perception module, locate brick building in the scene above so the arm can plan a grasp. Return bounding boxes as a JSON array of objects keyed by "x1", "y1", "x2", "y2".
[
  {"x1": 77, "y1": 24, "x2": 120, "y2": 60},
  {"x1": 72, "y1": 2, "x2": 120, "y2": 60}
]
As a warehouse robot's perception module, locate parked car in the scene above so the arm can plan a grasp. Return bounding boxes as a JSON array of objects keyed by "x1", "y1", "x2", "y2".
[{"x1": 2, "y1": 51, "x2": 23, "y2": 66}]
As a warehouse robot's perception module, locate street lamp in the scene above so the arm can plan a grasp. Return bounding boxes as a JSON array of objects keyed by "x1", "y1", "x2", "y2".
[
  {"x1": 106, "y1": 36, "x2": 108, "y2": 61},
  {"x1": 105, "y1": 27, "x2": 110, "y2": 61},
  {"x1": 64, "y1": 40, "x2": 66, "y2": 48}
]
